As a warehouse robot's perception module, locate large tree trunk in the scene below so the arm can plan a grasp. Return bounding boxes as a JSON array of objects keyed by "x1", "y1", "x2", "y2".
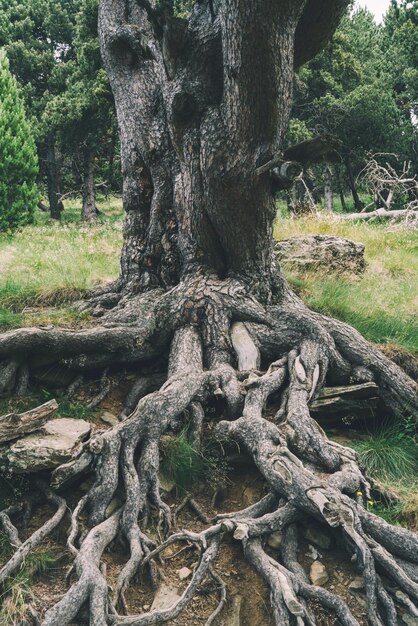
[
  {"x1": 1, "y1": 2, "x2": 417, "y2": 625},
  {"x1": 81, "y1": 144, "x2": 98, "y2": 222}
]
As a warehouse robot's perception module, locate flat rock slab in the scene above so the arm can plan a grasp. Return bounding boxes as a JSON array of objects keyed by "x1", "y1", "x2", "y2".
[
  {"x1": 275, "y1": 235, "x2": 365, "y2": 274},
  {"x1": 1, "y1": 418, "x2": 91, "y2": 473}
]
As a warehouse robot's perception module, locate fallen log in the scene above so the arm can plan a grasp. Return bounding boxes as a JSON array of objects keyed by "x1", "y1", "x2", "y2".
[
  {"x1": 310, "y1": 382, "x2": 379, "y2": 425},
  {"x1": 0, "y1": 399, "x2": 58, "y2": 444},
  {"x1": 340, "y1": 208, "x2": 417, "y2": 221}
]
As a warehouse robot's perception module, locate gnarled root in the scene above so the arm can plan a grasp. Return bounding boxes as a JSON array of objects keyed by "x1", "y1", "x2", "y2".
[{"x1": 0, "y1": 276, "x2": 417, "y2": 625}]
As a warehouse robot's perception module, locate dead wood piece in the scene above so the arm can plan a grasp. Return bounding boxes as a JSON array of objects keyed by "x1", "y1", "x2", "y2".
[
  {"x1": 310, "y1": 382, "x2": 379, "y2": 424},
  {"x1": 341, "y1": 208, "x2": 417, "y2": 221},
  {"x1": 0, "y1": 399, "x2": 58, "y2": 444}
]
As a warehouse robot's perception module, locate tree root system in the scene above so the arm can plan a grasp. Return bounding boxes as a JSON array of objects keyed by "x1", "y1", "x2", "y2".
[{"x1": 0, "y1": 277, "x2": 417, "y2": 626}]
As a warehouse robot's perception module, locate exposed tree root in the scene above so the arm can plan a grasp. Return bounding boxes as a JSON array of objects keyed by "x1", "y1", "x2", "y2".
[{"x1": 0, "y1": 277, "x2": 417, "y2": 625}]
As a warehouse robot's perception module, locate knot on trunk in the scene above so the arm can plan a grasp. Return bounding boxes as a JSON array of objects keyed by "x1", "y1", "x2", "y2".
[{"x1": 172, "y1": 91, "x2": 198, "y2": 126}]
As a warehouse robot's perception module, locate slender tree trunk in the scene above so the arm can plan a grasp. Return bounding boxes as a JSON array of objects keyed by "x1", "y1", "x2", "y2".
[
  {"x1": 323, "y1": 165, "x2": 333, "y2": 211},
  {"x1": 45, "y1": 133, "x2": 63, "y2": 220},
  {"x1": 337, "y1": 166, "x2": 348, "y2": 212},
  {"x1": 345, "y1": 156, "x2": 364, "y2": 211},
  {"x1": 81, "y1": 145, "x2": 97, "y2": 222}
]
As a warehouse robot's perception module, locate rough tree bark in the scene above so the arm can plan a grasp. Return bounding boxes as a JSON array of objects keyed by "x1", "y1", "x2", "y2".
[{"x1": 0, "y1": 1, "x2": 417, "y2": 625}]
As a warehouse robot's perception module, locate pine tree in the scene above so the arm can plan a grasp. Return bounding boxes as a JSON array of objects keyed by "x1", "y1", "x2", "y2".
[{"x1": 0, "y1": 50, "x2": 38, "y2": 231}]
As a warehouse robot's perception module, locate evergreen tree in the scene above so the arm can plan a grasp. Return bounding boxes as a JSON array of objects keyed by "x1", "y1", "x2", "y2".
[
  {"x1": 0, "y1": 50, "x2": 38, "y2": 231},
  {"x1": 290, "y1": 5, "x2": 415, "y2": 210},
  {"x1": 0, "y1": 0, "x2": 79, "y2": 218},
  {"x1": 46, "y1": 0, "x2": 119, "y2": 221}
]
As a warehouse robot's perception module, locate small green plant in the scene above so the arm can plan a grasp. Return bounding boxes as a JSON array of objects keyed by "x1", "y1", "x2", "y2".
[
  {"x1": 160, "y1": 433, "x2": 208, "y2": 491},
  {"x1": 160, "y1": 429, "x2": 230, "y2": 492},
  {"x1": 350, "y1": 423, "x2": 417, "y2": 482},
  {"x1": 38, "y1": 389, "x2": 98, "y2": 421}
]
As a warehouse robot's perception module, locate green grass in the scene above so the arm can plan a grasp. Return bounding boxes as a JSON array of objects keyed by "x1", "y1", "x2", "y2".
[
  {"x1": 1, "y1": 195, "x2": 417, "y2": 354},
  {"x1": 350, "y1": 424, "x2": 417, "y2": 482},
  {"x1": 274, "y1": 213, "x2": 418, "y2": 352},
  {"x1": 346, "y1": 420, "x2": 418, "y2": 529},
  {"x1": 160, "y1": 433, "x2": 209, "y2": 491},
  {"x1": 0, "y1": 197, "x2": 123, "y2": 329},
  {"x1": 0, "y1": 389, "x2": 98, "y2": 424}
]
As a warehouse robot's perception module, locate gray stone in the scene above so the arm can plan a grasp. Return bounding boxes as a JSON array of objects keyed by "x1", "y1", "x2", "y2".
[
  {"x1": 2, "y1": 418, "x2": 91, "y2": 473},
  {"x1": 267, "y1": 531, "x2": 283, "y2": 549},
  {"x1": 304, "y1": 526, "x2": 332, "y2": 550},
  {"x1": 177, "y1": 566, "x2": 192, "y2": 580},
  {"x1": 309, "y1": 561, "x2": 329, "y2": 586},
  {"x1": 100, "y1": 411, "x2": 118, "y2": 426},
  {"x1": 305, "y1": 545, "x2": 321, "y2": 561},
  {"x1": 402, "y1": 615, "x2": 418, "y2": 626},
  {"x1": 348, "y1": 577, "x2": 364, "y2": 590},
  {"x1": 275, "y1": 235, "x2": 365, "y2": 275},
  {"x1": 151, "y1": 584, "x2": 181, "y2": 611}
]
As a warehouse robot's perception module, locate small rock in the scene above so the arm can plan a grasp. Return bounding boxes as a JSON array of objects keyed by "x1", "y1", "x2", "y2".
[
  {"x1": 151, "y1": 584, "x2": 181, "y2": 611},
  {"x1": 267, "y1": 531, "x2": 283, "y2": 549},
  {"x1": 402, "y1": 615, "x2": 418, "y2": 626},
  {"x1": 142, "y1": 605, "x2": 150, "y2": 611},
  {"x1": 310, "y1": 561, "x2": 329, "y2": 586},
  {"x1": 100, "y1": 411, "x2": 118, "y2": 426},
  {"x1": 348, "y1": 576, "x2": 364, "y2": 590},
  {"x1": 304, "y1": 526, "x2": 332, "y2": 550},
  {"x1": 305, "y1": 545, "x2": 321, "y2": 561},
  {"x1": 177, "y1": 566, "x2": 192, "y2": 580}
]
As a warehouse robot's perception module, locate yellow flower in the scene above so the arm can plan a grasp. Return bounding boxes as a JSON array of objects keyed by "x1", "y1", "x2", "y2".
[
  {"x1": 356, "y1": 491, "x2": 363, "y2": 496},
  {"x1": 368, "y1": 500, "x2": 374, "y2": 506}
]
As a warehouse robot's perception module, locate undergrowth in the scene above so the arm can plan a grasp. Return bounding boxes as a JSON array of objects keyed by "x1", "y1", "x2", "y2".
[
  {"x1": 351, "y1": 422, "x2": 417, "y2": 482},
  {"x1": 0, "y1": 389, "x2": 98, "y2": 423},
  {"x1": 0, "y1": 535, "x2": 57, "y2": 626},
  {"x1": 349, "y1": 419, "x2": 418, "y2": 529},
  {"x1": 160, "y1": 427, "x2": 230, "y2": 492}
]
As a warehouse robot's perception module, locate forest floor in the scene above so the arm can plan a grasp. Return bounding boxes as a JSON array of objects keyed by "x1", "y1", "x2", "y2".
[{"x1": 0, "y1": 198, "x2": 417, "y2": 625}]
